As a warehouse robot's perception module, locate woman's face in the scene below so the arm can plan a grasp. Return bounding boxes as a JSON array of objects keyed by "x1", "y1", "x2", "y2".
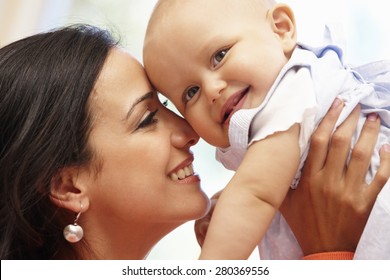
[{"x1": 82, "y1": 48, "x2": 210, "y2": 236}]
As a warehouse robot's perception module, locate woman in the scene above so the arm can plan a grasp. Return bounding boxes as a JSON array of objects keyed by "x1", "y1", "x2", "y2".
[
  {"x1": 0, "y1": 25, "x2": 388, "y2": 259},
  {"x1": 0, "y1": 25, "x2": 209, "y2": 259}
]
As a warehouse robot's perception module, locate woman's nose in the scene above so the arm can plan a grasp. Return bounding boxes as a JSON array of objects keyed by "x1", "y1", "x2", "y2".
[{"x1": 169, "y1": 112, "x2": 199, "y2": 149}]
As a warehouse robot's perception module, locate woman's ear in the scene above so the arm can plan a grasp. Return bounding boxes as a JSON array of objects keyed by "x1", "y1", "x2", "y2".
[
  {"x1": 50, "y1": 167, "x2": 90, "y2": 213},
  {"x1": 267, "y1": 3, "x2": 297, "y2": 56}
]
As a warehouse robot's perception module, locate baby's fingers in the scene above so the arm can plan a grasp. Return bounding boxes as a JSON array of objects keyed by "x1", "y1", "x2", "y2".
[
  {"x1": 194, "y1": 196, "x2": 219, "y2": 247},
  {"x1": 194, "y1": 218, "x2": 210, "y2": 247}
]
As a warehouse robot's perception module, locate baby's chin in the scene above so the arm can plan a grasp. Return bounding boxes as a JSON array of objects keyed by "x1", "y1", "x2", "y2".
[{"x1": 204, "y1": 136, "x2": 230, "y2": 149}]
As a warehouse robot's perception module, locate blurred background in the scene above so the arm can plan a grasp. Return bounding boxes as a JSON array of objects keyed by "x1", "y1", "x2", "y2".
[{"x1": 0, "y1": 0, "x2": 388, "y2": 259}]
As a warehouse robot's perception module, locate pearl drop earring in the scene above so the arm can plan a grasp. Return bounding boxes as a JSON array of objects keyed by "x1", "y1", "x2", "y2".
[{"x1": 63, "y1": 202, "x2": 84, "y2": 243}]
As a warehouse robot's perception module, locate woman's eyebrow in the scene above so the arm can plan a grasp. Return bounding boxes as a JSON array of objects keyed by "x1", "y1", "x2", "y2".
[{"x1": 124, "y1": 91, "x2": 154, "y2": 121}]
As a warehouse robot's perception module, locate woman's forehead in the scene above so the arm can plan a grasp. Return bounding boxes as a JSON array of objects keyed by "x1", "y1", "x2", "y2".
[
  {"x1": 90, "y1": 48, "x2": 153, "y2": 118},
  {"x1": 95, "y1": 48, "x2": 150, "y2": 96}
]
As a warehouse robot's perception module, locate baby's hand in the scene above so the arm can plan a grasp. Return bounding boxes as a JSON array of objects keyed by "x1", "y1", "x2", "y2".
[{"x1": 194, "y1": 190, "x2": 222, "y2": 246}]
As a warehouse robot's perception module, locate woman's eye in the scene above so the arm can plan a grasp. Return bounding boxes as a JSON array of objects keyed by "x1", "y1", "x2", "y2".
[
  {"x1": 136, "y1": 109, "x2": 158, "y2": 130},
  {"x1": 184, "y1": 86, "x2": 200, "y2": 102},
  {"x1": 212, "y1": 49, "x2": 228, "y2": 67}
]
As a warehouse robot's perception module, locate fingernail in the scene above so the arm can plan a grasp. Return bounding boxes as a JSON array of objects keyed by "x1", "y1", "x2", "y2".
[
  {"x1": 367, "y1": 113, "x2": 378, "y2": 122},
  {"x1": 331, "y1": 98, "x2": 342, "y2": 109},
  {"x1": 382, "y1": 144, "x2": 390, "y2": 153}
]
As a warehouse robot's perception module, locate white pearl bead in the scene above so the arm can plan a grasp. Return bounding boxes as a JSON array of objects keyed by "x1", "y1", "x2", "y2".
[{"x1": 63, "y1": 224, "x2": 84, "y2": 243}]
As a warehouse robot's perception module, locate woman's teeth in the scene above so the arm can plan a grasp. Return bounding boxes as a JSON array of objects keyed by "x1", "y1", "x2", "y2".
[{"x1": 170, "y1": 164, "x2": 194, "y2": 181}]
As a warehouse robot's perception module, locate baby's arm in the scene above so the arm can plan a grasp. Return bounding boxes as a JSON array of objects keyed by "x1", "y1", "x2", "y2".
[{"x1": 199, "y1": 124, "x2": 300, "y2": 259}]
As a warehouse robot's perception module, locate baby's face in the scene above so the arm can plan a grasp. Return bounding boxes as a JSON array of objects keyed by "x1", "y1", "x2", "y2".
[{"x1": 144, "y1": 0, "x2": 294, "y2": 148}]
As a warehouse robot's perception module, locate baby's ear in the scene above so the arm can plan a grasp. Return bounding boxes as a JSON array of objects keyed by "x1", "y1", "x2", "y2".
[
  {"x1": 49, "y1": 167, "x2": 90, "y2": 213},
  {"x1": 268, "y1": 3, "x2": 297, "y2": 56}
]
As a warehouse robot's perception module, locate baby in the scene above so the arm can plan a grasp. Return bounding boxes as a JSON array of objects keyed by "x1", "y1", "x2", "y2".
[{"x1": 143, "y1": 0, "x2": 390, "y2": 259}]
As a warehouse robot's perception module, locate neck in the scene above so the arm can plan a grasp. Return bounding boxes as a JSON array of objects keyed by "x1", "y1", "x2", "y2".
[{"x1": 75, "y1": 218, "x2": 180, "y2": 259}]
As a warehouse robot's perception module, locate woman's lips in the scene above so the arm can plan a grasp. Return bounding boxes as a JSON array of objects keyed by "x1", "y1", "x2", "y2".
[
  {"x1": 221, "y1": 86, "x2": 250, "y2": 124},
  {"x1": 168, "y1": 155, "x2": 200, "y2": 183}
]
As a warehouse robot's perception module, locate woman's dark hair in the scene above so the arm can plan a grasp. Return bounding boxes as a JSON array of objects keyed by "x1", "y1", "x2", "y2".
[{"x1": 0, "y1": 25, "x2": 118, "y2": 259}]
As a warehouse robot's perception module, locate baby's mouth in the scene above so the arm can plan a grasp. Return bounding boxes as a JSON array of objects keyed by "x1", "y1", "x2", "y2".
[{"x1": 221, "y1": 86, "x2": 250, "y2": 124}]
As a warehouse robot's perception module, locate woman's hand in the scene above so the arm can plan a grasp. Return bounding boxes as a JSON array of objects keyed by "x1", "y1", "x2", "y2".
[{"x1": 281, "y1": 100, "x2": 390, "y2": 256}]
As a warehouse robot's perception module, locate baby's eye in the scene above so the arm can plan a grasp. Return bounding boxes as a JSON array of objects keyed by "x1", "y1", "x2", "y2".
[
  {"x1": 212, "y1": 48, "x2": 229, "y2": 67},
  {"x1": 184, "y1": 86, "x2": 200, "y2": 102}
]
